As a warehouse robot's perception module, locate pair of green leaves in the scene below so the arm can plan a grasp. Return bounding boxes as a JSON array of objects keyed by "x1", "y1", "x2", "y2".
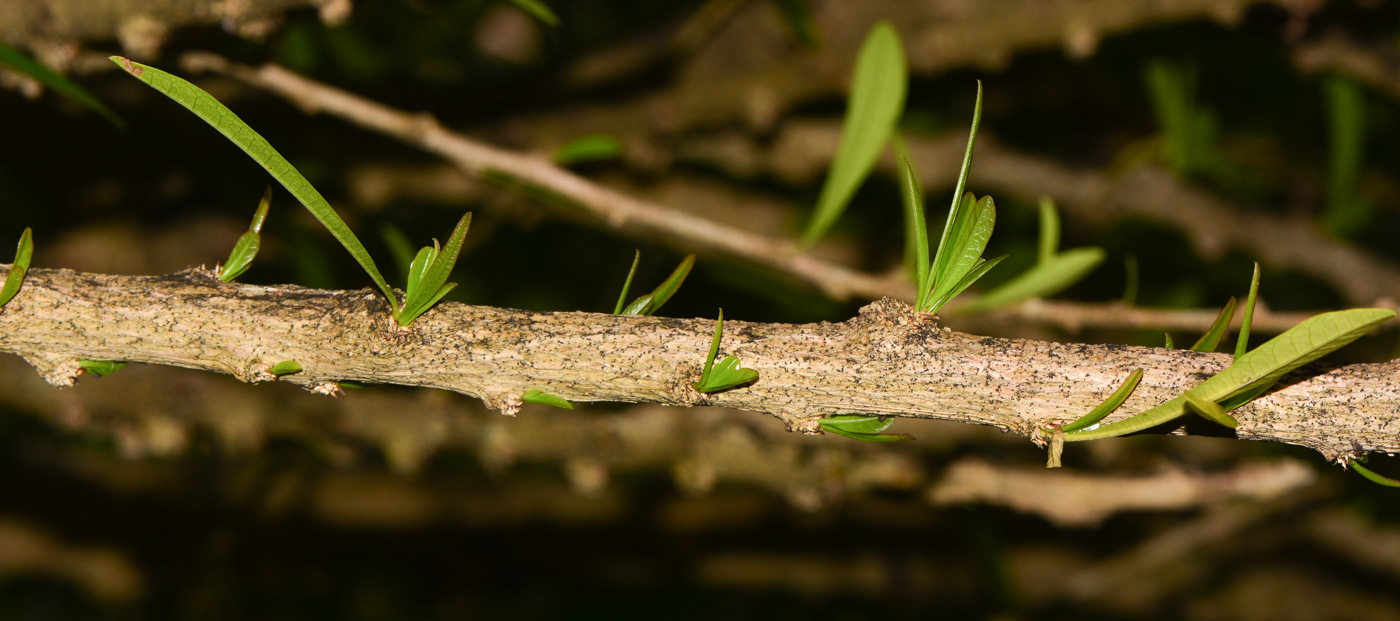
[
  {"x1": 692, "y1": 310, "x2": 759, "y2": 394},
  {"x1": 0, "y1": 228, "x2": 33, "y2": 310},
  {"x1": 218, "y1": 188, "x2": 271, "y2": 282},
  {"x1": 819, "y1": 415, "x2": 913, "y2": 442},
  {"x1": 111, "y1": 57, "x2": 469, "y2": 327},
  {"x1": 614, "y1": 252, "x2": 695, "y2": 315},
  {"x1": 0, "y1": 41, "x2": 123, "y2": 128},
  {"x1": 959, "y1": 198, "x2": 1105, "y2": 313},
  {"x1": 897, "y1": 83, "x2": 1006, "y2": 314}
]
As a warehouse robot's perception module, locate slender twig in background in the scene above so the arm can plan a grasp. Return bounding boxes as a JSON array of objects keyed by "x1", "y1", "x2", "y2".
[{"x1": 177, "y1": 53, "x2": 1393, "y2": 335}]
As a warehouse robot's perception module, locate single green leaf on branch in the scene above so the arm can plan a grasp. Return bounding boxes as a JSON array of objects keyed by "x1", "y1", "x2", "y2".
[
  {"x1": 1164, "y1": 333, "x2": 1175, "y2": 350},
  {"x1": 78, "y1": 360, "x2": 125, "y2": 377},
  {"x1": 1235, "y1": 262, "x2": 1260, "y2": 359},
  {"x1": 107, "y1": 57, "x2": 449, "y2": 325},
  {"x1": 960, "y1": 198, "x2": 1104, "y2": 314},
  {"x1": 0, "y1": 41, "x2": 124, "y2": 128},
  {"x1": 218, "y1": 187, "x2": 272, "y2": 282},
  {"x1": 1190, "y1": 296, "x2": 1236, "y2": 352},
  {"x1": 692, "y1": 309, "x2": 759, "y2": 394},
  {"x1": 801, "y1": 21, "x2": 906, "y2": 247},
  {"x1": 1350, "y1": 459, "x2": 1400, "y2": 488},
  {"x1": 616, "y1": 253, "x2": 695, "y2": 316},
  {"x1": 270, "y1": 360, "x2": 303, "y2": 376},
  {"x1": 552, "y1": 134, "x2": 622, "y2": 165},
  {"x1": 522, "y1": 389, "x2": 574, "y2": 409},
  {"x1": 0, "y1": 227, "x2": 33, "y2": 310},
  {"x1": 819, "y1": 415, "x2": 914, "y2": 442},
  {"x1": 1056, "y1": 369, "x2": 1143, "y2": 434}
]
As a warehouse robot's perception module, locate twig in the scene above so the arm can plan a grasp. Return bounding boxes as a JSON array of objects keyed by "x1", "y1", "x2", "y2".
[
  {"x1": 927, "y1": 458, "x2": 1316, "y2": 528},
  {"x1": 2, "y1": 265, "x2": 1398, "y2": 463}
]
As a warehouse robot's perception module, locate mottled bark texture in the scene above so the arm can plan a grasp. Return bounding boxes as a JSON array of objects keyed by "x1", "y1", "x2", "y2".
[{"x1": 1, "y1": 264, "x2": 1397, "y2": 464}]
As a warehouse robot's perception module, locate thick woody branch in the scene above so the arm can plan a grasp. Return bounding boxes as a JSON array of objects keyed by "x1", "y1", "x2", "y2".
[{"x1": 2, "y1": 265, "x2": 1397, "y2": 464}]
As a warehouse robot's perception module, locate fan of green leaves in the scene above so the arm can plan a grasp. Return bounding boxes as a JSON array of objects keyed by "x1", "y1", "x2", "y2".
[
  {"x1": 692, "y1": 310, "x2": 759, "y2": 394},
  {"x1": 960, "y1": 198, "x2": 1104, "y2": 313},
  {"x1": 110, "y1": 56, "x2": 469, "y2": 327},
  {"x1": 897, "y1": 83, "x2": 1006, "y2": 314}
]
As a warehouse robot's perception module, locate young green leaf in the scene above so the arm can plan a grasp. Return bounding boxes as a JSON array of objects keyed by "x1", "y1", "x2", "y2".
[
  {"x1": 1037, "y1": 197, "x2": 1060, "y2": 263},
  {"x1": 1235, "y1": 262, "x2": 1260, "y2": 359},
  {"x1": 1182, "y1": 390, "x2": 1238, "y2": 429},
  {"x1": 397, "y1": 212, "x2": 472, "y2": 325},
  {"x1": 0, "y1": 227, "x2": 33, "y2": 310},
  {"x1": 218, "y1": 187, "x2": 272, "y2": 282},
  {"x1": 109, "y1": 57, "x2": 399, "y2": 316},
  {"x1": 928, "y1": 82, "x2": 983, "y2": 299},
  {"x1": 1350, "y1": 459, "x2": 1400, "y2": 488},
  {"x1": 508, "y1": 0, "x2": 560, "y2": 26},
  {"x1": 692, "y1": 310, "x2": 759, "y2": 394},
  {"x1": 0, "y1": 41, "x2": 124, "y2": 128},
  {"x1": 78, "y1": 360, "x2": 125, "y2": 377},
  {"x1": 1068, "y1": 307, "x2": 1395, "y2": 442},
  {"x1": 892, "y1": 136, "x2": 928, "y2": 287},
  {"x1": 928, "y1": 254, "x2": 1007, "y2": 314},
  {"x1": 1190, "y1": 296, "x2": 1237, "y2": 353},
  {"x1": 552, "y1": 134, "x2": 622, "y2": 165},
  {"x1": 522, "y1": 389, "x2": 574, "y2": 409},
  {"x1": 801, "y1": 21, "x2": 907, "y2": 247},
  {"x1": 1059, "y1": 369, "x2": 1143, "y2": 433},
  {"x1": 270, "y1": 360, "x2": 303, "y2": 376},
  {"x1": 1164, "y1": 333, "x2": 1175, "y2": 350},
  {"x1": 819, "y1": 415, "x2": 914, "y2": 442},
  {"x1": 927, "y1": 193, "x2": 998, "y2": 311},
  {"x1": 614, "y1": 250, "x2": 642, "y2": 314},
  {"x1": 619, "y1": 254, "x2": 695, "y2": 316},
  {"x1": 960, "y1": 248, "x2": 1105, "y2": 314}
]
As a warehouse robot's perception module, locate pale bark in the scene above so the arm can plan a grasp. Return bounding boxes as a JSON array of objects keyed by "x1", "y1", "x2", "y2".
[{"x1": 2, "y1": 264, "x2": 1397, "y2": 464}]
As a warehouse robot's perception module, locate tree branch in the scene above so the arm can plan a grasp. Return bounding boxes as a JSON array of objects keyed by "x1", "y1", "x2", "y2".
[{"x1": 2, "y1": 264, "x2": 1397, "y2": 464}]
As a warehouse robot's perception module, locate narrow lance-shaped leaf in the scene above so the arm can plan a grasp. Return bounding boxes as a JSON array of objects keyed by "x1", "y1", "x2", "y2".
[
  {"x1": 801, "y1": 21, "x2": 907, "y2": 247},
  {"x1": 614, "y1": 250, "x2": 642, "y2": 314},
  {"x1": 929, "y1": 82, "x2": 983, "y2": 296},
  {"x1": 1182, "y1": 390, "x2": 1238, "y2": 429},
  {"x1": 1038, "y1": 197, "x2": 1060, "y2": 263},
  {"x1": 1164, "y1": 333, "x2": 1175, "y2": 350},
  {"x1": 219, "y1": 187, "x2": 272, "y2": 282},
  {"x1": 552, "y1": 134, "x2": 622, "y2": 164},
  {"x1": 0, "y1": 41, "x2": 124, "y2": 128},
  {"x1": 819, "y1": 415, "x2": 914, "y2": 442},
  {"x1": 1235, "y1": 262, "x2": 1260, "y2": 359},
  {"x1": 960, "y1": 247, "x2": 1104, "y2": 314},
  {"x1": 929, "y1": 193, "x2": 996, "y2": 309},
  {"x1": 891, "y1": 135, "x2": 928, "y2": 291},
  {"x1": 1059, "y1": 369, "x2": 1143, "y2": 433},
  {"x1": 930, "y1": 254, "x2": 1007, "y2": 314},
  {"x1": 508, "y1": 0, "x2": 561, "y2": 26},
  {"x1": 1350, "y1": 460, "x2": 1400, "y2": 488},
  {"x1": 109, "y1": 57, "x2": 398, "y2": 311},
  {"x1": 642, "y1": 254, "x2": 694, "y2": 314},
  {"x1": 0, "y1": 227, "x2": 33, "y2": 309},
  {"x1": 1190, "y1": 296, "x2": 1237, "y2": 352},
  {"x1": 78, "y1": 360, "x2": 125, "y2": 377},
  {"x1": 522, "y1": 389, "x2": 574, "y2": 410}
]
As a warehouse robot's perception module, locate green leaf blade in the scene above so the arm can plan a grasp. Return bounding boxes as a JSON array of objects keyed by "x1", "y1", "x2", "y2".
[
  {"x1": 1235, "y1": 262, "x2": 1261, "y2": 359},
  {"x1": 553, "y1": 134, "x2": 622, "y2": 164},
  {"x1": 1061, "y1": 369, "x2": 1143, "y2": 433},
  {"x1": 960, "y1": 247, "x2": 1105, "y2": 314},
  {"x1": 109, "y1": 57, "x2": 396, "y2": 307},
  {"x1": 930, "y1": 82, "x2": 984, "y2": 292},
  {"x1": 641, "y1": 254, "x2": 694, "y2": 315},
  {"x1": 614, "y1": 250, "x2": 641, "y2": 315},
  {"x1": 800, "y1": 21, "x2": 907, "y2": 247},
  {"x1": 508, "y1": 0, "x2": 560, "y2": 26},
  {"x1": 0, "y1": 42, "x2": 124, "y2": 128},
  {"x1": 0, "y1": 227, "x2": 34, "y2": 309},
  {"x1": 1038, "y1": 197, "x2": 1060, "y2": 263},
  {"x1": 78, "y1": 360, "x2": 126, "y2": 377},
  {"x1": 1350, "y1": 460, "x2": 1400, "y2": 488},
  {"x1": 270, "y1": 360, "x2": 303, "y2": 376},
  {"x1": 522, "y1": 389, "x2": 574, "y2": 409},
  {"x1": 1191, "y1": 296, "x2": 1237, "y2": 353}
]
